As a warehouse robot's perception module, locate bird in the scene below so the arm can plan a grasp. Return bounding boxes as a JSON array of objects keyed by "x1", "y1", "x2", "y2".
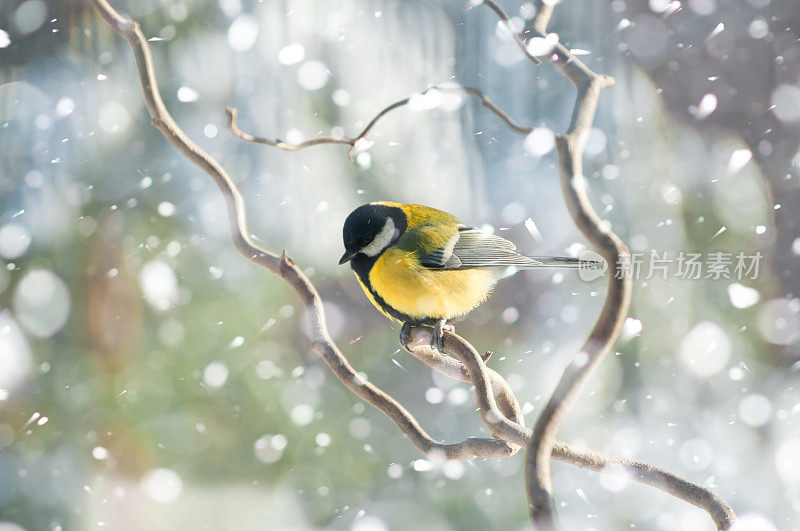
[{"x1": 339, "y1": 201, "x2": 602, "y2": 350}]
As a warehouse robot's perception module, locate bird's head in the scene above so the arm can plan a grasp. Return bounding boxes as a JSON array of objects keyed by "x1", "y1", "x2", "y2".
[{"x1": 339, "y1": 202, "x2": 407, "y2": 265}]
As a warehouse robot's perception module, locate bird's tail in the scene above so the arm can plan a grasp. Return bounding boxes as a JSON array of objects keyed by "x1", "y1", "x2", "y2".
[{"x1": 525, "y1": 256, "x2": 604, "y2": 270}]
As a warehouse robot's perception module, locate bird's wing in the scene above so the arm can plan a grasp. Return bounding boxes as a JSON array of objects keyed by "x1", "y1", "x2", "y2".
[
  {"x1": 419, "y1": 226, "x2": 543, "y2": 270},
  {"x1": 418, "y1": 231, "x2": 462, "y2": 268},
  {"x1": 396, "y1": 221, "x2": 462, "y2": 268}
]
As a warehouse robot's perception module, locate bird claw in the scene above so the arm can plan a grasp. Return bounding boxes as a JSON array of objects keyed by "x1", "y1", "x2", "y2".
[
  {"x1": 399, "y1": 321, "x2": 414, "y2": 352},
  {"x1": 431, "y1": 319, "x2": 454, "y2": 352},
  {"x1": 400, "y1": 320, "x2": 454, "y2": 352}
]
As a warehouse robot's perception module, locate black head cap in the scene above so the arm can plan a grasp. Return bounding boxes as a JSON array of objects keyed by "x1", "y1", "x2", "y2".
[{"x1": 339, "y1": 203, "x2": 407, "y2": 264}]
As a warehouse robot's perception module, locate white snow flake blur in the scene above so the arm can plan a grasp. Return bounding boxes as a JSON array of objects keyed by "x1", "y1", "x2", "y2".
[
  {"x1": 3, "y1": 0, "x2": 799, "y2": 529},
  {"x1": 296, "y1": 61, "x2": 330, "y2": 91},
  {"x1": 254, "y1": 434, "x2": 287, "y2": 464},
  {"x1": 0, "y1": 223, "x2": 31, "y2": 259},
  {"x1": 141, "y1": 468, "x2": 183, "y2": 504},
  {"x1": 727, "y1": 283, "x2": 760, "y2": 309},
  {"x1": 14, "y1": 0, "x2": 47, "y2": 35},
  {"x1": 756, "y1": 299, "x2": 800, "y2": 346},
  {"x1": 524, "y1": 127, "x2": 555, "y2": 157},
  {"x1": 177, "y1": 86, "x2": 199, "y2": 102},
  {"x1": 98, "y1": 101, "x2": 131, "y2": 134},
  {"x1": 726, "y1": 148, "x2": 753, "y2": 174},
  {"x1": 771, "y1": 84, "x2": 800, "y2": 123},
  {"x1": 678, "y1": 321, "x2": 731, "y2": 377},
  {"x1": 0, "y1": 312, "x2": 33, "y2": 391},
  {"x1": 690, "y1": 93, "x2": 718, "y2": 120},
  {"x1": 13, "y1": 269, "x2": 71, "y2": 338},
  {"x1": 139, "y1": 260, "x2": 179, "y2": 311},
  {"x1": 278, "y1": 43, "x2": 305, "y2": 65},
  {"x1": 738, "y1": 394, "x2": 772, "y2": 427},
  {"x1": 227, "y1": 14, "x2": 259, "y2": 51},
  {"x1": 203, "y1": 361, "x2": 229, "y2": 388}
]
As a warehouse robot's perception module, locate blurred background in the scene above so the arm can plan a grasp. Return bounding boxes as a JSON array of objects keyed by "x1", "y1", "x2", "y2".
[{"x1": 1, "y1": 0, "x2": 799, "y2": 529}]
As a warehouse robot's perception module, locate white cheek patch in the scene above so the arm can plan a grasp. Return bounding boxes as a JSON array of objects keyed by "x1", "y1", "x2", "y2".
[{"x1": 361, "y1": 218, "x2": 396, "y2": 257}]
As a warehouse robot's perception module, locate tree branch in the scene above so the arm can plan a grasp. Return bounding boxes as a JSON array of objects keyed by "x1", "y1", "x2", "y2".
[
  {"x1": 481, "y1": 0, "x2": 542, "y2": 65},
  {"x1": 402, "y1": 326, "x2": 526, "y2": 442},
  {"x1": 89, "y1": 1, "x2": 737, "y2": 529},
  {"x1": 226, "y1": 85, "x2": 532, "y2": 158},
  {"x1": 487, "y1": 2, "x2": 634, "y2": 527},
  {"x1": 226, "y1": 106, "x2": 354, "y2": 151},
  {"x1": 404, "y1": 327, "x2": 737, "y2": 531}
]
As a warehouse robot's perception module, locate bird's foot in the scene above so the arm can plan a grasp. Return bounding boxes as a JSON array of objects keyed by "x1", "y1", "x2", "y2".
[
  {"x1": 399, "y1": 320, "x2": 454, "y2": 352},
  {"x1": 431, "y1": 319, "x2": 454, "y2": 352},
  {"x1": 399, "y1": 321, "x2": 415, "y2": 352}
]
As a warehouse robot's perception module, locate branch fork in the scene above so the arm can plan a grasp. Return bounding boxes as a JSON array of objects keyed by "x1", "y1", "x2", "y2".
[{"x1": 88, "y1": 0, "x2": 737, "y2": 528}]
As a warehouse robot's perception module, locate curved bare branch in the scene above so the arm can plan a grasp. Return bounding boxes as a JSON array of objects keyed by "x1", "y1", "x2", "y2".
[
  {"x1": 481, "y1": 0, "x2": 542, "y2": 65},
  {"x1": 486, "y1": 1, "x2": 635, "y2": 527},
  {"x1": 405, "y1": 327, "x2": 737, "y2": 531},
  {"x1": 226, "y1": 106, "x2": 353, "y2": 151},
  {"x1": 225, "y1": 85, "x2": 532, "y2": 159}
]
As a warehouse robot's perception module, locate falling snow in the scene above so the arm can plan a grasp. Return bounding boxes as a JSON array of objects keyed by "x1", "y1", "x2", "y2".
[{"x1": 3, "y1": 1, "x2": 798, "y2": 529}]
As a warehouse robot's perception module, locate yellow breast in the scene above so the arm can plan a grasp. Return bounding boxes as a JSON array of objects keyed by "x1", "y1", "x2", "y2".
[{"x1": 367, "y1": 247, "x2": 497, "y2": 321}]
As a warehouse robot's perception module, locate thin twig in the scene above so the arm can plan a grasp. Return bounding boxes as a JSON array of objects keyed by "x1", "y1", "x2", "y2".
[
  {"x1": 226, "y1": 85, "x2": 533, "y2": 159},
  {"x1": 481, "y1": 0, "x2": 542, "y2": 65},
  {"x1": 225, "y1": 106, "x2": 353, "y2": 151},
  {"x1": 461, "y1": 86, "x2": 533, "y2": 134}
]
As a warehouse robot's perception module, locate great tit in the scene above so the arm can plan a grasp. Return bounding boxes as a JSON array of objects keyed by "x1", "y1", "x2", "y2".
[{"x1": 339, "y1": 201, "x2": 600, "y2": 349}]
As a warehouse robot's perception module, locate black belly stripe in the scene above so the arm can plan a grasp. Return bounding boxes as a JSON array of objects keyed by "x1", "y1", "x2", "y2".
[{"x1": 350, "y1": 254, "x2": 417, "y2": 322}]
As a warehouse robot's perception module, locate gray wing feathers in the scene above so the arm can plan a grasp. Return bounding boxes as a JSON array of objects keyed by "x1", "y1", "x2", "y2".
[
  {"x1": 453, "y1": 229, "x2": 541, "y2": 268},
  {"x1": 419, "y1": 227, "x2": 599, "y2": 270},
  {"x1": 420, "y1": 227, "x2": 542, "y2": 270}
]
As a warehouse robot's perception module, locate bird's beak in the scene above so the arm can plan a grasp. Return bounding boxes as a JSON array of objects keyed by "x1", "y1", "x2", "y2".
[{"x1": 338, "y1": 250, "x2": 357, "y2": 265}]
